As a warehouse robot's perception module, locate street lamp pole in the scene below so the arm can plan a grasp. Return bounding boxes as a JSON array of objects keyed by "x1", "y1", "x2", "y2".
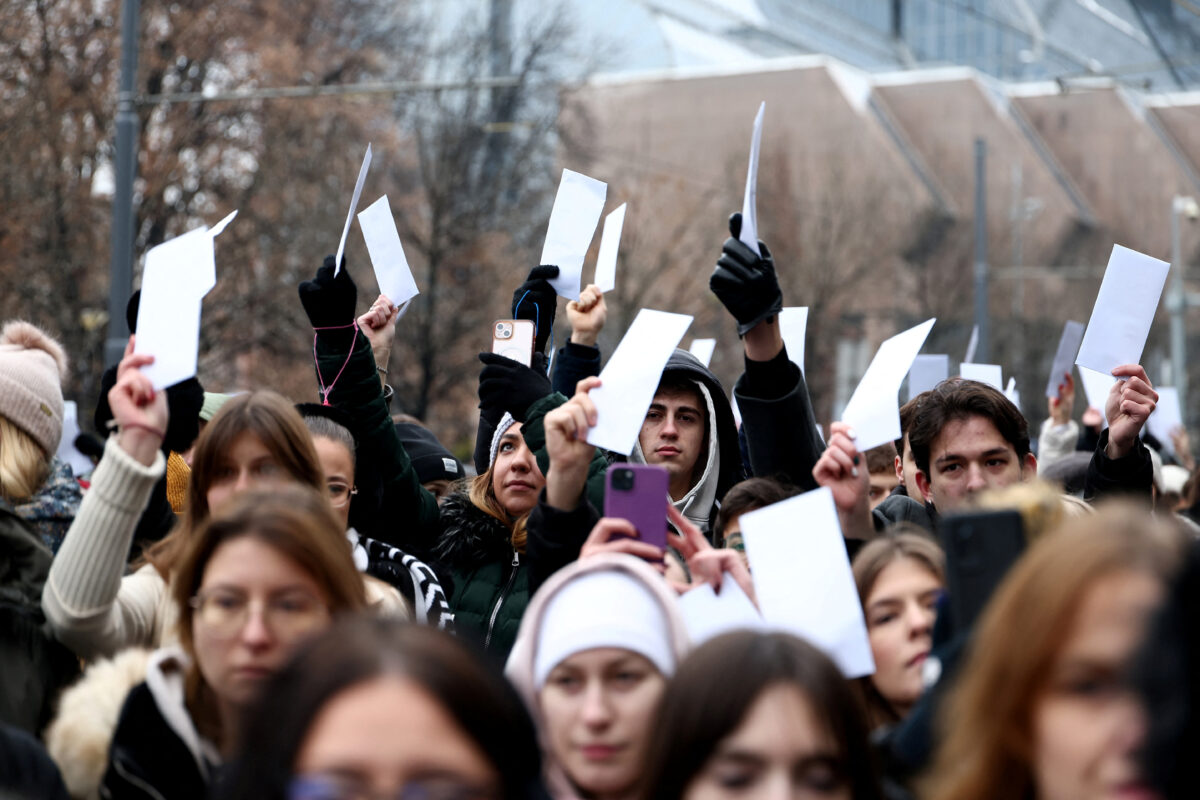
[
  {"x1": 1169, "y1": 195, "x2": 1198, "y2": 427},
  {"x1": 105, "y1": 0, "x2": 141, "y2": 368}
]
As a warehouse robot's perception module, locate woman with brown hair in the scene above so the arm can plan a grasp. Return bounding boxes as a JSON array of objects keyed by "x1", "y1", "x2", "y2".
[
  {"x1": 851, "y1": 530, "x2": 945, "y2": 729},
  {"x1": 639, "y1": 630, "x2": 884, "y2": 800},
  {"x1": 93, "y1": 485, "x2": 365, "y2": 799},
  {"x1": 43, "y1": 342, "x2": 402, "y2": 661},
  {"x1": 922, "y1": 504, "x2": 1183, "y2": 800}
]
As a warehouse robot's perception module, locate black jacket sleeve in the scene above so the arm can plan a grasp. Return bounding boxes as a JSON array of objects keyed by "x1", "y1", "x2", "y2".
[
  {"x1": 526, "y1": 493, "x2": 602, "y2": 594},
  {"x1": 1084, "y1": 429, "x2": 1154, "y2": 504},
  {"x1": 551, "y1": 342, "x2": 601, "y2": 397},
  {"x1": 316, "y1": 327, "x2": 442, "y2": 556},
  {"x1": 733, "y1": 346, "x2": 824, "y2": 491}
]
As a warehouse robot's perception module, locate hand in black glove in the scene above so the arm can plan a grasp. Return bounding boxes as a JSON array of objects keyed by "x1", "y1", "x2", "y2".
[
  {"x1": 298, "y1": 255, "x2": 358, "y2": 329},
  {"x1": 710, "y1": 212, "x2": 783, "y2": 337},
  {"x1": 478, "y1": 351, "x2": 552, "y2": 422},
  {"x1": 512, "y1": 265, "x2": 560, "y2": 355}
]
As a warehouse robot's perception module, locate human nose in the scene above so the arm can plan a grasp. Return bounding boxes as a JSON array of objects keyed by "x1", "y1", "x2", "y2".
[
  {"x1": 907, "y1": 600, "x2": 934, "y2": 637},
  {"x1": 233, "y1": 468, "x2": 254, "y2": 493},
  {"x1": 660, "y1": 413, "x2": 679, "y2": 438},
  {"x1": 964, "y1": 463, "x2": 987, "y2": 492},
  {"x1": 238, "y1": 602, "x2": 275, "y2": 647},
  {"x1": 1110, "y1": 693, "x2": 1149, "y2": 756},
  {"x1": 580, "y1": 681, "x2": 614, "y2": 728}
]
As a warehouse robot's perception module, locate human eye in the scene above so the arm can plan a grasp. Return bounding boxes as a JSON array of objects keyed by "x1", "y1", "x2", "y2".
[
  {"x1": 256, "y1": 460, "x2": 282, "y2": 477},
  {"x1": 986, "y1": 457, "x2": 1009, "y2": 468},
  {"x1": 548, "y1": 672, "x2": 582, "y2": 691},
  {"x1": 713, "y1": 766, "x2": 757, "y2": 790},
  {"x1": 208, "y1": 590, "x2": 246, "y2": 611},
  {"x1": 645, "y1": 409, "x2": 662, "y2": 421},
  {"x1": 939, "y1": 462, "x2": 960, "y2": 475},
  {"x1": 275, "y1": 592, "x2": 322, "y2": 615},
  {"x1": 871, "y1": 612, "x2": 896, "y2": 626},
  {"x1": 796, "y1": 761, "x2": 843, "y2": 793}
]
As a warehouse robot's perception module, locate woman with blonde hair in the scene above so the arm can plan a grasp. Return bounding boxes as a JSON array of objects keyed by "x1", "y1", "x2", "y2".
[
  {"x1": 851, "y1": 529, "x2": 945, "y2": 729},
  {"x1": 923, "y1": 504, "x2": 1183, "y2": 800}
]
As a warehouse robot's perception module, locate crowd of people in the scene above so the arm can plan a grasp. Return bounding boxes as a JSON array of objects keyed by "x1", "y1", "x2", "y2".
[{"x1": 0, "y1": 211, "x2": 1196, "y2": 800}]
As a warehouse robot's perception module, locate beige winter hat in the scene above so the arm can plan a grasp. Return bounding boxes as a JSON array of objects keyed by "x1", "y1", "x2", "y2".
[{"x1": 0, "y1": 321, "x2": 67, "y2": 456}]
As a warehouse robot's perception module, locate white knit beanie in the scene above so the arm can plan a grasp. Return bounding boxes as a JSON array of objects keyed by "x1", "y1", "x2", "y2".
[
  {"x1": 488, "y1": 412, "x2": 518, "y2": 467},
  {"x1": 0, "y1": 321, "x2": 67, "y2": 456},
  {"x1": 533, "y1": 570, "x2": 675, "y2": 689}
]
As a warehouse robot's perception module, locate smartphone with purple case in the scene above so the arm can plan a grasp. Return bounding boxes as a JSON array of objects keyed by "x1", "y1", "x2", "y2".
[{"x1": 604, "y1": 463, "x2": 670, "y2": 549}]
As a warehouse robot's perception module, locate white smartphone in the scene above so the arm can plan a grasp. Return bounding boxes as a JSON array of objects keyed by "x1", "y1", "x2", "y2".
[{"x1": 490, "y1": 319, "x2": 535, "y2": 367}]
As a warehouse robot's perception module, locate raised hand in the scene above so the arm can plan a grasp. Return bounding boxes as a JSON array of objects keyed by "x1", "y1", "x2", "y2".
[
  {"x1": 543, "y1": 377, "x2": 600, "y2": 510},
  {"x1": 1105, "y1": 365, "x2": 1158, "y2": 459},
  {"x1": 1048, "y1": 372, "x2": 1074, "y2": 426},
  {"x1": 108, "y1": 336, "x2": 168, "y2": 466},
  {"x1": 566, "y1": 284, "x2": 607, "y2": 347},
  {"x1": 579, "y1": 516, "x2": 666, "y2": 568},
  {"x1": 813, "y1": 421, "x2": 872, "y2": 539},
  {"x1": 710, "y1": 212, "x2": 783, "y2": 337},
  {"x1": 512, "y1": 265, "x2": 559, "y2": 355}
]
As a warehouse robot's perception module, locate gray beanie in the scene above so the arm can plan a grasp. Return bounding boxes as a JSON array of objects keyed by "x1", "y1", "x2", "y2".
[{"x1": 0, "y1": 321, "x2": 67, "y2": 456}]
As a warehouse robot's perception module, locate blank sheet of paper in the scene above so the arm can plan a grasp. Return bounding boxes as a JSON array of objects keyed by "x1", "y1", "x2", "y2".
[
  {"x1": 135, "y1": 227, "x2": 215, "y2": 389},
  {"x1": 593, "y1": 202, "x2": 626, "y2": 293},
  {"x1": 541, "y1": 169, "x2": 607, "y2": 301},
  {"x1": 358, "y1": 195, "x2": 419, "y2": 307},
  {"x1": 840, "y1": 318, "x2": 936, "y2": 451},
  {"x1": 908, "y1": 354, "x2": 948, "y2": 400},
  {"x1": 585, "y1": 309, "x2": 692, "y2": 455},
  {"x1": 960, "y1": 363, "x2": 1003, "y2": 391},
  {"x1": 779, "y1": 306, "x2": 808, "y2": 376},
  {"x1": 688, "y1": 338, "x2": 716, "y2": 367},
  {"x1": 740, "y1": 487, "x2": 875, "y2": 678},
  {"x1": 335, "y1": 144, "x2": 372, "y2": 272},
  {"x1": 1147, "y1": 387, "x2": 1182, "y2": 453},
  {"x1": 678, "y1": 580, "x2": 767, "y2": 646},
  {"x1": 1078, "y1": 367, "x2": 1115, "y2": 427},
  {"x1": 739, "y1": 102, "x2": 765, "y2": 256},
  {"x1": 1046, "y1": 320, "x2": 1085, "y2": 398},
  {"x1": 1075, "y1": 245, "x2": 1169, "y2": 375}
]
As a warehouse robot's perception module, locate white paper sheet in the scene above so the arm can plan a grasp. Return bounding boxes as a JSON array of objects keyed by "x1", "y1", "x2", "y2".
[
  {"x1": 1078, "y1": 367, "x2": 1115, "y2": 427},
  {"x1": 541, "y1": 169, "x2": 607, "y2": 301},
  {"x1": 1046, "y1": 320, "x2": 1086, "y2": 398},
  {"x1": 960, "y1": 363, "x2": 1003, "y2": 391},
  {"x1": 1005, "y1": 376, "x2": 1021, "y2": 408},
  {"x1": 55, "y1": 401, "x2": 95, "y2": 478},
  {"x1": 585, "y1": 309, "x2": 693, "y2": 455},
  {"x1": 739, "y1": 102, "x2": 765, "y2": 256},
  {"x1": 964, "y1": 324, "x2": 979, "y2": 364},
  {"x1": 677, "y1": 579, "x2": 768, "y2": 646},
  {"x1": 688, "y1": 338, "x2": 716, "y2": 367},
  {"x1": 335, "y1": 144, "x2": 372, "y2": 273},
  {"x1": 134, "y1": 226, "x2": 217, "y2": 389},
  {"x1": 1147, "y1": 387, "x2": 1182, "y2": 453},
  {"x1": 908, "y1": 354, "x2": 949, "y2": 401},
  {"x1": 593, "y1": 203, "x2": 626, "y2": 293},
  {"x1": 840, "y1": 319, "x2": 936, "y2": 452},
  {"x1": 740, "y1": 487, "x2": 875, "y2": 678},
  {"x1": 779, "y1": 306, "x2": 808, "y2": 376},
  {"x1": 1075, "y1": 245, "x2": 1170, "y2": 376},
  {"x1": 358, "y1": 195, "x2": 420, "y2": 307}
]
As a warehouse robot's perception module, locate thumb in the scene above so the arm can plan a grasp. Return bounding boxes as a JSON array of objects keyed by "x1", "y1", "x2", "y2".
[{"x1": 728, "y1": 212, "x2": 743, "y2": 240}]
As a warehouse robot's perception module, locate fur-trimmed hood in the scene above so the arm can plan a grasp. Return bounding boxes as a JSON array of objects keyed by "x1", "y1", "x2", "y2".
[
  {"x1": 432, "y1": 491, "x2": 515, "y2": 569},
  {"x1": 45, "y1": 647, "x2": 152, "y2": 800}
]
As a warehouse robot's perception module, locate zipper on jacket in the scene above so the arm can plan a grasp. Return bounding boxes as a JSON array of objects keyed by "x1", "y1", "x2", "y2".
[
  {"x1": 484, "y1": 549, "x2": 520, "y2": 650},
  {"x1": 103, "y1": 756, "x2": 169, "y2": 800}
]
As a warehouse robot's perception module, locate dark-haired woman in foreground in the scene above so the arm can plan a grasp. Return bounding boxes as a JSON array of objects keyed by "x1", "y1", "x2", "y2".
[
  {"x1": 221, "y1": 616, "x2": 545, "y2": 800},
  {"x1": 639, "y1": 630, "x2": 883, "y2": 800}
]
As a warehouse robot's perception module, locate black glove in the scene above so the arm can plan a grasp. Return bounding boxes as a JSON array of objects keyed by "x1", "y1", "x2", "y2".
[
  {"x1": 478, "y1": 351, "x2": 552, "y2": 422},
  {"x1": 298, "y1": 255, "x2": 358, "y2": 329},
  {"x1": 711, "y1": 212, "x2": 783, "y2": 337},
  {"x1": 512, "y1": 265, "x2": 559, "y2": 355}
]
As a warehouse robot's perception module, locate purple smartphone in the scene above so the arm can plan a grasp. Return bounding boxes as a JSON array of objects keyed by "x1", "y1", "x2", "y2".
[{"x1": 604, "y1": 464, "x2": 670, "y2": 549}]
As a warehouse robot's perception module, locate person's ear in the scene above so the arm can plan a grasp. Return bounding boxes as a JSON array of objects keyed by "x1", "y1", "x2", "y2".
[
  {"x1": 914, "y1": 469, "x2": 935, "y2": 504},
  {"x1": 1021, "y1": 452, "x2": 1038, "y2": 477},
  {"x1": 894, "y1": 454, "x2": 904, "y2": 484}
]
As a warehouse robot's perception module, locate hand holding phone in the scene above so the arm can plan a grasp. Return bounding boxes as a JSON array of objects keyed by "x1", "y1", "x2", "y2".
[{"x1": 604, "y1": 464, "x2": 670, "y2": 549}]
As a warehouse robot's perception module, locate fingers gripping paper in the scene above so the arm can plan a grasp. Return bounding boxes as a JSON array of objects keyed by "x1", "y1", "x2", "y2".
[
  {"x1": 740, "y1": 487, "x2": 875, "y2": 678},
  {"x1": 585, "y1": 309, "x2": 693, "y2": 455},
  {"x1": 840, "y1": 319, "x2": 936, "y2": 452},
  {"x1": 542, "y1": 169, "x2": 607, "y2": 301}
]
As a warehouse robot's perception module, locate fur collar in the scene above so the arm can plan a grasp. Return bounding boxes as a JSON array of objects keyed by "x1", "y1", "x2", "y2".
[{"x1": 433, "y1": 492, "x2": 514, "y2": 568}]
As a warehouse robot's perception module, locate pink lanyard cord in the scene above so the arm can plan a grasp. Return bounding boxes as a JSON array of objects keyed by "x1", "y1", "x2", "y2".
[{"x1": 312, "y1": 323, "x2": 359, "y2": 406}]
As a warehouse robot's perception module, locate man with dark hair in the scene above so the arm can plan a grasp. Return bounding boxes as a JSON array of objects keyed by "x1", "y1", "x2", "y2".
[
  {"x1": 863, "y1": 441, "x2": 899, "y2": 510},
  {"x1": 815, "y1": 364, "x2": 1158, "y2": 539}
]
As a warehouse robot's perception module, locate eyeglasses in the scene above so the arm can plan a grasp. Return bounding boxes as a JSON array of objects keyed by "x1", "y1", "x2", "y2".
[
  {"x1": 288, "y1": 774, "x2": 497, "y2": 800},
  {"x1": 190, "y1": 589, "x2": 329, "y2": 639},
  {"x1": 328, "y1": 482, "x2": 358, "y2": 508}
]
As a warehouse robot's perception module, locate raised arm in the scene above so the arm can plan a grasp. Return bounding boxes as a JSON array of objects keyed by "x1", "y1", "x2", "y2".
[
  {"x1": 43, "y1": 338, "x2": 168, "y2": 659},
  {"x1": 1085, "y1": 364, "x2": 1157, "y2": 503},
  {"x1": 551, "y1": 283, "x2": 606, "y2": 397},
  {"x1": 712, "y1": 212, "x2": 823, "y2": 488}
]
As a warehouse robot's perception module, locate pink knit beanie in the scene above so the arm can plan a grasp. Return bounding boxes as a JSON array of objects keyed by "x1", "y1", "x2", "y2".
[{"x1": 0, "y1": 321, "x2": 67, "y2": 456}]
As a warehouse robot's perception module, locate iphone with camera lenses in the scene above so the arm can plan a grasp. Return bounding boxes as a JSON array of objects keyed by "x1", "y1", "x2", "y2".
[
  {"x1": 604, "y1": 464, "x2": 670, "y2": 549},
  {"x1": 490, "y1": 319, "x2": 535, "y2": 367}
]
